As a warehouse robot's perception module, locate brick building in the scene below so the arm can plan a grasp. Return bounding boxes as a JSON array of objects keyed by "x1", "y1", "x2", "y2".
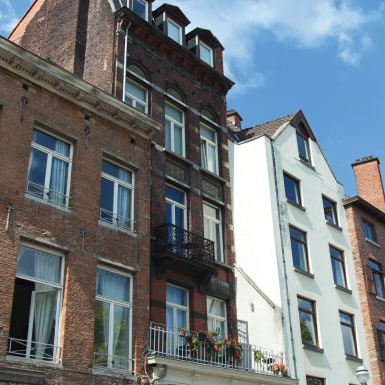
[
  {"x1": 0, "y1": 1, "x2": 289, "y2": 384},
  {"x1": 344, "y1": 156, "x2": 385, "y2": 385}
]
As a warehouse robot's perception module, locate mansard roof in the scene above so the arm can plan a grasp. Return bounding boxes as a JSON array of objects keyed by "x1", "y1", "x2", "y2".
[
  {"x1": 186, "y1": 28, "x2": 224, "y2": 50},
  {"x1": 153, "y1": 4, "x2": 190, "y2": 27}
]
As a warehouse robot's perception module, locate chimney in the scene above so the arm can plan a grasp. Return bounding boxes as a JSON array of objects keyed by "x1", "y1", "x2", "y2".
[
  {"x1": 227, "y1": 110, "x2": 243, "y2": 130},
  {"x1": 352, "y1": 156, "x2": 385, "y2": 212}
]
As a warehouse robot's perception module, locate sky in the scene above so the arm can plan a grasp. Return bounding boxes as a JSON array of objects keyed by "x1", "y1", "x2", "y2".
[{"x1": 1, "y1": 0, "x2": 384, "y2": 196}]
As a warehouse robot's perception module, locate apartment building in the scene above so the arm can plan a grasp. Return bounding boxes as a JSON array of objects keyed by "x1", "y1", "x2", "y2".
[
  {"x1": 344, "y1": 157, "x2": 385, "y2": 385},
  {"x1": 228, "y1": 110, "x2": 371, "y2": 385}
]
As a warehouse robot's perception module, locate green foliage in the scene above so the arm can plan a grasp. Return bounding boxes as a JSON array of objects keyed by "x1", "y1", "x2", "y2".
[
  {"x1": 300, "y1": 318, "x2": 314, "y2": 345},
  {"x1": 254, "y1": 349, "x2": 265, "y2": 362}
]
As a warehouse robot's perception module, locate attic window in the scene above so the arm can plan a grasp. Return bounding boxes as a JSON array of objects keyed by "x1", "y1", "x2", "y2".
[
  {"x1": 296, "y1": 123, "x2": 311, "y2": 164},
  {"x1": 168, "y1": 19, "x2": 182, "y2": 44},
  {"x1": 200, "y1": 42, "x2": 213, "y2": 66},
  {"x1": 133, "y1": 0, "x2": 147, "y2": 20}
]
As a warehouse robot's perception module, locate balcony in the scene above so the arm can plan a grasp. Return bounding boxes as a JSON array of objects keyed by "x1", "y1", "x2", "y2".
[
  {"x1": 93, "y1": 352, "x2": 134, "y2": 375},
  {"x1": 7, "y1": 337, "x2": 62, "y2": 363},
  {"x1": 148, "y1": 323, "x2": 287, "y2": 378},
  {"x1": 153, "y1": 224, "x2": 218, "y2": 285},
  {"x1": 26, "y1": 180, "x2": 69, "y2": 208}
]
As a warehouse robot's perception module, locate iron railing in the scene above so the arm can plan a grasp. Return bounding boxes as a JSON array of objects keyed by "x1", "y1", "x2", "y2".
[
  {"x1": 8, "y1": 337, "x2": 62, "y2": 363},
  {"x1": 148, "y1": 323, "x2": 286, "y2": 377},
  {"x1": 93, "y1": 352, "x2": 134, "y2": 373},
  {"x1": 154, "y1": 224, "x2": 215, "y2": 266},
  {"x1": 100, "y1": 208, "x2": 134, "y2": 231},
  {"x1": 26, "y1": 180, "x2": 69, "y2": 207}
]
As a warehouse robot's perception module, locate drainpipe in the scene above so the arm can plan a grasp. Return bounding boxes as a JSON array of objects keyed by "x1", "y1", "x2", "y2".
[
  {"x1": 270, "y1": 138, "x2": 298, "y2": 381},
  {"x1": 149, "y1": 364, "x2": 168, "y2": 384}
]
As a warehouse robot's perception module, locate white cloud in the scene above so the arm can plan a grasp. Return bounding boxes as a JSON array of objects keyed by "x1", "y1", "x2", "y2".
[
  {"x1": 0, "y1": 0, "x2": 18, "y2": 34},
  {"x1": 165, "y1": 0, "x2": 384, "y2": 92}
]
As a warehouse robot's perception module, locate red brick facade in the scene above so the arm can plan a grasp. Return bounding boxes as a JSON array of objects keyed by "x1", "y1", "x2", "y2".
[
  {"x1": 344, "y1": 157, "x2": 385, "y2": 385},
  {"x1": 2, "y1": 1, "x2": 236, "y2": 384}
]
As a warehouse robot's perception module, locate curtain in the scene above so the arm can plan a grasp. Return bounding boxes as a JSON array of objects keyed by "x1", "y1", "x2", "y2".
[
  {"x1": 33, "y1": 250, "x2": 59, "y2": 359},
  {"x1": 50, "y1": 139, "x2": 68, "y2": 205},
  {"x1": 117, "y1": 168, "x2": 131, "y2": 229}
]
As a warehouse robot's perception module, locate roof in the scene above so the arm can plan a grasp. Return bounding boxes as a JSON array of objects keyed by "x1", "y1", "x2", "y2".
[
  {"x1": 343, "y1": 196, "x2": 385, "y2": 225},
  {"x1": 152, "y1": 4, "x2": 191, "y2": 26}
]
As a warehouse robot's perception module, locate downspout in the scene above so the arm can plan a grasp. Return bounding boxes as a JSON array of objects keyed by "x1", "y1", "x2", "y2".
[{"x1": 270, "y1": 138, "x2": 298, "y2": 381}]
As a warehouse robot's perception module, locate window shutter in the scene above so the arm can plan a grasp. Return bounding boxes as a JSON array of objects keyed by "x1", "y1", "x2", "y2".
[
  {"x1": 376, "y1": 328, "x2": 385, "y2": 360},
  {"x1": 366, "y1": 265, "x2": 376, "y2": 294}
]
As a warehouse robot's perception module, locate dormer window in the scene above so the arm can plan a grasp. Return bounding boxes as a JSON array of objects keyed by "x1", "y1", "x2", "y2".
[
  {"x1": 167, "y1": 19, "x2": 182, "y2": 44},
  {"x1": 133, "y1": 0, "x2": 147, "y2": 20},
  {"x1": 200, "y1": 42, "x2": 213, "y2": 66},
  {"x1": 296, "y1": 123, "x2": 311, "y2": 163}
]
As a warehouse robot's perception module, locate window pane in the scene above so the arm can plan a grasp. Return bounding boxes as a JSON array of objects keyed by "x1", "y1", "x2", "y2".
[
  {"x1": 49, "y1": 157, "x2": 68, "y2": 204},
  {"x1": 165, "y1": 104, "x2": 182, "y2": 123},
  {"x1": 200, "y1": 43, "x2": 212, "y2": 65},
  {"x1": 201, "y1": 126, "x2": 215, "y2": 142},
  {"x1": 341, "y1": 324, "x2": 356, "y2": 355},
  {"x1": 290, "y1": 228, "x2": 307, "y2": 271},
  {"x1": 94, "y1": 300, "x2": 110, "y2": 360},
  {"x1": 102, "y1": 161, "x2": 132, "y2": 184},
  {"x1": 126, "y1": 81, "x2": 146, "y2": 102},
  {"x1": 166, "y1": 186, "x2": 184, "y2": 204},
  {"x1": 207, "y1": 144, "x2": 216, "y2": 173},
  {"x1": 168, "y1": 20, "x2": 180, "y2": 43},
  {"x1": 331, "y1": 258, "x2": 346, "y2": 287},
  {"x1": 112, "y1": 305, "x2": 130, "y2": 368},
  {"x1": 207, "y1": 298, "x2": 225, "y2": 317},
  {"x1": 165, "y1": 120, "x2": 172, "y2": 151},
  {"x1": 100, "y1": 177, "x2": 114, "y2": 216},
  {"x1": 27, "y1": 148, "x2": 47, "y2": 193},
  {"x1": 166, "y1": 285, "x2": 187, "y2": 306},
  {"x1": 299, "y1": 311, "x2": 315, "y2": 345},
  {"x1": 16, "y1": 245, "x2": 61, "y2": 284},
  {"x1": 284, "y1": 175, "x2": 300, "y2": 204},
  {"x1": 174, "y1": 125, "x2": 182, "y2": 155},
  {"x1": 133, "y1": 0, "x2": 146, "y2": 19},
  {"x1": 96, "y1": 269, "x2": 130, "y2": 302},
  {"x1": 33, "y1": 129, "x2": 70, "y2": 156}
]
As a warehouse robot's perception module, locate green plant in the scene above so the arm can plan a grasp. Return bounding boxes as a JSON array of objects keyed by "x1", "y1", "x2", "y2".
[
  {"x1": 300, "y1": 318, "x2": 314, "y2": 345},
  {"x1": 189, "y1": 336, "x2": 200, "y2": 352},
  {"x1": 254, "y1": 349, "x2": 265, "y2": 363}
]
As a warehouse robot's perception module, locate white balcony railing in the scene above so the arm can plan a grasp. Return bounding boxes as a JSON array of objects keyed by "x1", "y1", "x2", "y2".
[
  {"x1": 99, "y1": 208, "x2": 134, "y2": 231},
  {"x1": 93, "y1": 352, "x2": 134, "y2": 374},
  {"x1": 148, "y1": 323, "x2": 286, "y2": 377},
  {"x1": 26, "y1": 180, "x2": 69, "y2": 207},
  {"x1": 8, "y1": 337, "x2": 62, "y2": 363}
]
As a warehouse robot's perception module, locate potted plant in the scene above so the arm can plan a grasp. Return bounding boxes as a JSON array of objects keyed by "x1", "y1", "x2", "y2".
[
  {"x1": 272, "y1": 363, "x2": 280, "y2": 374},
  {"x1": 179, "y1": 327, "x2": 186, "y2": 337},
  {"x1": 198, "y1": 330, "x2": 207, "y2": 342},
  {"x1": 189, "y1": 335, "x2": 200, "y2": 352},
  {"x1": 232, "y1": 343, "x2": 242, "y2": 358},
  {"x1": 254, "y1": 349, "x2": 265, "y2": 363}
]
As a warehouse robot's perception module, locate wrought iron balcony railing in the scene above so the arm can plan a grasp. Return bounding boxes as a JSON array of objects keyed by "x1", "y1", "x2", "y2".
[
  {"x1": 148, "y1": 323, "x2": 286, "y2": 377},
  {"x1": 154, "y1": 223, "x2": 215, "y2": 266},
  {"x1": 8, "y1": 337, "x2": 62, "y2": 363}
]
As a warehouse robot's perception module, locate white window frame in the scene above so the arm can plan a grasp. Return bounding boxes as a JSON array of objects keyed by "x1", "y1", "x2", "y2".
[
  {"x1": 204, "y1": 202, "x2": 223, "y2": 262},
  {"x1": 132, "y1": 0, "x2": 148, "y2": 20},
  {"x1": 165, "y1": 103, "x2": 185, "y2": 157},
  {"x1": 167, "y1": 19, "x2": 182, "y2": 44},
  {"x1": 11, "y1": 242, "x2": 64, "y2": 362},
  {"x1": 100, "y1": 160, "x2": 135, "y2": 231},
  {"x1": 94, "y1": 266, "x2": 133, "y2": 371},
  {"x1": 124, "y1": 78, "x2": 148, "y2": 113},
  {"x1": 207, "y1": 297, "x2": 227, "y2": 337},
  {"x1": 200, "y1": 124, "x2": 218, "y2": 174},
  {"x1": 166, "y1": 185, "x2": 187, "y2": 229},
  {"x1": 166, "y1": 284, "x2": 189, "y2": 330},
  {"x1": 199, "y1": 41, "x2": 213, "y2": 66},
  {"x1": 27, "y1": 128, "x2": 73, "y2": 207}
]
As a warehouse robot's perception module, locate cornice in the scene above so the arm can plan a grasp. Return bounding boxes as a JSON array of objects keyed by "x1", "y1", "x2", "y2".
[{"x1": 0, "y1": 37, "x2": 162, "y2": 139}]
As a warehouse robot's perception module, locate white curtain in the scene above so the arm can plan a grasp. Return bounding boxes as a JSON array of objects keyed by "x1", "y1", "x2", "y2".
[
  {"x1": 117, "y1": 168, "x2": 131, "y2": 229},
  {"x1": 33, "y1": 250, "x2": 59, "y2": 359},
  {"x1": 50, "y1": 140, "x2": 68, "y2": 205}
]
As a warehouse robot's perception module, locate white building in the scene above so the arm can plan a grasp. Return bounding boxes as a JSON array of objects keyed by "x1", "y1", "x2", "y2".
[{"x1": 228, "y1": 110, "x2": 371, "y2": 385}]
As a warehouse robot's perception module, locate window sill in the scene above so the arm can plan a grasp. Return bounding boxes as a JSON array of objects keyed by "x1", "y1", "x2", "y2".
[
  {"x1": 5, "y1": 354, "x2": 63, "y2": 368},
  {"x1": 164, "y1": 148, "x2": 193, "y2": 166},
  {"x1": 303, "y1": 344, "x2": 324, "y2": 353},
  {"x1": 335, "y1": 284, "x2": 352, "y2": 294},
  {"x1": 345, "y1": 354, "x2": 363, "y2": 363},
  {"x1": 214, "y1": 260, "x2": 232, "y2": 270},
  {"x1": 375, "y1": 295, "x2": 385, "y2": 303},
  {"x1": 98, "y1": 220, "x2": 136, "y2": 236},
  {"x1": 326, "y1": 221, "x2": 343, "y2": 231},
  {"x1": 25, "y1": 192, "x2": 71, "y2": 212},
  {"x1": 366, "y1": 238, "x2": 380, "y2": 248},
  {"x1": 299, "y1": 158, "x2": 316, "y2": 171},
  {"x1": 294, "y1": 267, "x2": 314, "y2": 279},
  {"x1": 200, "y1": 167, "x2": 228, "y2": 184},
  {"x1": 287, "y1": 199, "x2": 306, "y2": 211}
]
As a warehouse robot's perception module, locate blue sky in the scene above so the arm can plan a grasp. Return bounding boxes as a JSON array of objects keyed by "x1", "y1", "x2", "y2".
[{"x1": 1, "y1": 0, "x2": 384, "y2": 196}]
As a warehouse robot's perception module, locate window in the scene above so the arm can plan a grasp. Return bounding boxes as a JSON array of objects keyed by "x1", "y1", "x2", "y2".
[
  {"x1": 166, "y1": 185, "x2": 186, "y2": 229},
  {"x1": 362, "y1": 220, "x2": 376, "y2": 242},
  {"x1": 330, "y1": 246, "x2": 347, "y2": 288},
  {"x1": 306, "y1": 377, "x2": 324, "y2": 385},
  {"x1": 367, "y1": 261, "x2": 384, "y2": 298},
  {"x1": 290, "y1": 226, "x2": 309, "y2": 272},
  {"x1": 166, "y1": 284, "x2": 188, "y2": 354},
  {"x1": 26, "y1": 128, "x2": 72, "y2": 207},
  {"x1": 200, "y1": 124, "x2": 218, "y2": 174},
  {"x1": 284, "y1": 173, "x2": 301, "y2": 205},
  {"x1": 94, "y1": 268, "x2": 132, "y2": 371},
  {"x1": 204, "y1": 202, "x2": 223, "y2": 262},
  {"x1": 132, "y1": 0, "x2": 147, "y2": 20},
  {"x1": 168, "y1": 19, "x2": 182, "y2": 44},
  {"x1": 296, "y1": 123, "x2": 311, "y2": 163},
  {"x1": 298, "y1": 297, "x2": 318, "y2": 346},
  {"x1": 124, "y1": 79, "x2": 147, "y2": 113},
  {"x1": 339, "y1": 311, "x2": 357, "y2": 356},
  {"x1": 100, "y1": 160, "x2": 134, "y2": 231},
  {"x1": 165, "y1": 104, "x2": 184, "y2": 156},
  {"x1": 376, "y1": 321, "x2": 385, "y2": 361},
  {"x1": 8, "y1": 245, "x2": 63, "y2": 362},
  {"x1": 207, "y1": 297, "x2": 227, "y2": 337},
  {"x1": 200, "y1": 42, "x2": 213, "y2": 66},
  {"x1": 322, "y1": 196, "x2": 338, "y2": 225}
]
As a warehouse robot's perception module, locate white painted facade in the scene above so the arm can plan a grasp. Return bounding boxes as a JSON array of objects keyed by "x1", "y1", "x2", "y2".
[{"x1": 229, "y1": 114, "x2": 371, "y2": 385}]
